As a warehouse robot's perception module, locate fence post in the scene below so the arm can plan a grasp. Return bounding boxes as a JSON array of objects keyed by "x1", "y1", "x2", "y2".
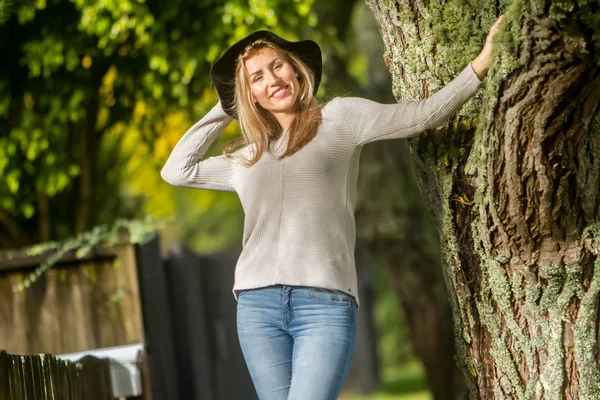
[
  {"x1": 135, "y1": 236, "x2": 180, "y2": 400},
  {"x1": 164, "y1": 245, "x2": 215, "y2": 400},
  {"x1": 199, "y1": 247, "x2": 258, "y2": 400}
]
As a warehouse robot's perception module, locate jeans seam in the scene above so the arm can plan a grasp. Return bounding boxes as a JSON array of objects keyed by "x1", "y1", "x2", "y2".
[
  {"x1": 288, "y1": 288, "x2": 294, "y2": 327},
  {"x1": 333, "y1": 304, "x2": 355, "y2": 397},
  {"x1": 281, "y1": 286, "x2": 287, "y2": 331},
  {"x1": 282, "y1": 285, "x2": 294, "y2": 331}
]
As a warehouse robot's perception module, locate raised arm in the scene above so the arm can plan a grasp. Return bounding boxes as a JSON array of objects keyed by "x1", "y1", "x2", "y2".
[
  {"x1": 339, "y1": 62, "x2": 483, "y2": 147},
  {"x1": 161, "y1": 101, "x2": 236, "y2": 192},
  {"x1": 341, "y1": 15, "x2": 503, "y2": 147}
]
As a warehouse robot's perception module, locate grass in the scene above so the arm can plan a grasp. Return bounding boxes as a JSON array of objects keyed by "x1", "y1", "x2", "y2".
[{"x1": 340, "y1": 361, "x2": 432, "y2": 400}]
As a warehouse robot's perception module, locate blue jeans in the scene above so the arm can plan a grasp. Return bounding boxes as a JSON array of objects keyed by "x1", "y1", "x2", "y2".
[{"x1": 236, "y1": 285, "x2": 358, "y2": 400}]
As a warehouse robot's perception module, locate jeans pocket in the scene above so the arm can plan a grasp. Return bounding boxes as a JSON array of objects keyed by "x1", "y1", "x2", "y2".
[
  {"x1": 306, "y1": 287, "x2": 354, "y2": 306},
  {"x1": 237, "y1": 289, "x2": 254, "y2": 302}
]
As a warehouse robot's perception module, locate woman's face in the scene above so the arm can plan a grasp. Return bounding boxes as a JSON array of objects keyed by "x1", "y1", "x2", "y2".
[{"x1": 244, "y1": 47, "x2": 300, "y2": 117}]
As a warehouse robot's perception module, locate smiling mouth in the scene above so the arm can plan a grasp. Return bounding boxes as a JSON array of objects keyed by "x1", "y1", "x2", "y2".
[{"x1": 271, "y1": 85, "x2": 289, "y2": 98}]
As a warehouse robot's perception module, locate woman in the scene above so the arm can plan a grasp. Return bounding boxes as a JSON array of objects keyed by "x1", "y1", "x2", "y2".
[{"x1": 162, "y1": 16, "x2": 503, "y2": 400}]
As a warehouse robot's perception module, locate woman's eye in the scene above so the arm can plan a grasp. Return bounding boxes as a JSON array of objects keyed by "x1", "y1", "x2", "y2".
[
  {"x1": 254, "y1": 76, "x2": 263, "y2": 82},
  {"x1": 274, "y1": 64, "x2": 282, "y2": 70}
]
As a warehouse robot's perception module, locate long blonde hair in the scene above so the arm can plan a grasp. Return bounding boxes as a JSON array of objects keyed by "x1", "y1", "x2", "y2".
[{"x1": 223, "y1": 39, "x2": 323, "y2": 167}]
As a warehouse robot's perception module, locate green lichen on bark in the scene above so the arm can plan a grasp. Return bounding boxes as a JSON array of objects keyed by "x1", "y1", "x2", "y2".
[
  {"x1": 465, "y1": 0, "x2": 525, "y2": 181},
  {"x1": 409, "y1": 132, "x2": 483, "y2": 397},
  {"x1": 468, "y1": 226, "x2": 599, "y2": 399},
  {"x1": 583, "y1": 223, "x2": 600, "y2": 253},
  {"x1": 368, "y1": 0, "x2": 500, "y2": 106},
  {"x1": 436, "y1": 172, "x2": 480, "y2": 398},
  {"x1": 576, "y1": 223, "x2": 600, "y2": 399},
  {"x1": 480, "y1": 261, "x2": 525, "y2": 398},
  {"x1": 538, "y1": 264, "x2": 566, "y2": 310},
  {"x1": 428, "y1": 0, "x2": 489, "y2": 76},
  {"x1": 467, "y1": 231, "x2": 527, "y2": 398},
  {"x1": 487, "y1": 261, "x2": 531, "y2": 355},
  {"x1": 469, "y1": 246, "x2": 599, "y2": 399},
  {"x1": 539, "y1": 264, "x2": 574, "y2": 400},
  {"x1": 573, "y1": 257, "x2": 600, "y2": 399}
]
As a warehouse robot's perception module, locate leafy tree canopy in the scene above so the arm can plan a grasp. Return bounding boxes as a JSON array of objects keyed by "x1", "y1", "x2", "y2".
[{"x1": 0, "y1": 0, "x2": 346, "y2": 250}]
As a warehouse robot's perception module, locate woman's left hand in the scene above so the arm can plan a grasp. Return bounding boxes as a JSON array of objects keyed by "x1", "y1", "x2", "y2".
[{"x1": 472, "y1": 15, "x2": 504, "y2": 80}]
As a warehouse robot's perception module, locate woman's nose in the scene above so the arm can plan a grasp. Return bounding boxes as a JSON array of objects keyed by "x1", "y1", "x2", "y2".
[{"x1": 266, "y1": 71, "x2": 282, "y2": 85}]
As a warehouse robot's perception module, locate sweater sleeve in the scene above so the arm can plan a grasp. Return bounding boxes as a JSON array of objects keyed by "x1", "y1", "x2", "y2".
[
  {"x1": 339, "y1": 62, "x2": 483, "y2": 146},
  {"x1": 161, "y1": 101, "x2": 236, "y2": 192}
]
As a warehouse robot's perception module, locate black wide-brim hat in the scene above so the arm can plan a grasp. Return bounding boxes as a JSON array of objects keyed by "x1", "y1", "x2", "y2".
[{"x1": 210, "y1": 30, "x2": 322, "y2": 119}]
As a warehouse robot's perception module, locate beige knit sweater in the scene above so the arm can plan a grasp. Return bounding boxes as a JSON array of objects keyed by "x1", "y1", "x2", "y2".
[{"x1": 161, "y1": 62, "x2": 483, "y2": 306}]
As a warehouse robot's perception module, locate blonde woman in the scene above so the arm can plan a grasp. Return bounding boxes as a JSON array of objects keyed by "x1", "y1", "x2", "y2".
[{"x1": 162, "y1": 17, "x2": 503, "y2": 400}]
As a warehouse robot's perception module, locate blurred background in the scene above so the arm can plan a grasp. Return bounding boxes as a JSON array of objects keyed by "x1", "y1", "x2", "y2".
[{"x1": 0, "y1": 1, "x2": 458, "y2": 399}]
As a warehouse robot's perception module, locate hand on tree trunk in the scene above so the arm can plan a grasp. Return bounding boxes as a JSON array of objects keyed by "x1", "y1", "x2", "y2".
[{"x1": 471, "y1": 15, "x2": 504, "y2": 80}]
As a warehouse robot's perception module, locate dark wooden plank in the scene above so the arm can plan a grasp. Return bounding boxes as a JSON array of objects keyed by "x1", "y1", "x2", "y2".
[
  {"x1": 165, "y1": 245, "x2": 215, "y2": 400},
  {"x1": 135, "y1": 236, "x2": 180, "y2": 400},
  {"x1": 137, "y1": 349, "x2": 153, "y2": 400},
  {"x1": 200, "y1": 246, "x2": 257, "y2": 400},
  {"x1": 0, "y1": 351, "x2": 9, "y2": 399},
  {"x1": 78, "y1": 355, "x2": 113, "y2": 399}
]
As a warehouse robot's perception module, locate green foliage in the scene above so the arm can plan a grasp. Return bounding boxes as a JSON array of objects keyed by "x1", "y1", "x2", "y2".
[
  {"x1": 0, "y1": 0, "x2": 332, "y2": 248},
  {"x1": 373, "y1": 261, "x2": 417, "y2": 368}
]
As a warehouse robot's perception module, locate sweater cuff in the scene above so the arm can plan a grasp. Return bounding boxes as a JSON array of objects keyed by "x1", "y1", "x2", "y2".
[
  {"x1": 462, "y1": 62, "x2": 485, "y2": 90},
  {"x1": 468, "y1": 62, "x2": 485, "y2": 83},
  {"x1": 214, "y1": 100, "x2": 235, "y2": 122}
]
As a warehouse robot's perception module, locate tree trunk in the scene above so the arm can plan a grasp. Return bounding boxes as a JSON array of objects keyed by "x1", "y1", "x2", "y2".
[
  {"x1": 36, "y1": 187, "x2": 52, "y2": 242},
  {"x1": 0, "y1": 209, "x2": 30, "y2": 248},
  {"x1": 73, "y1": 95, "x2": 100, "y2": 235},
  {"x1": 367, "y1": 1, "x2": 600, "y2": 398}
]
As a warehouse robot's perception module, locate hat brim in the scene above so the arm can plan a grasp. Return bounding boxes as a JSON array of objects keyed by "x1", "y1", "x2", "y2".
[{"x1": 210, "y1": 30, "x2": 322, "y2": 119}]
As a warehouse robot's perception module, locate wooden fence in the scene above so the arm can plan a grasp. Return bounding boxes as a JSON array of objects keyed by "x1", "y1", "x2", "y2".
[
  {"x1": 0, "y1": 244, "x2": 146, "y2": 399},
  {"x1": 0, "y1": 236, "x2": 381, "y2": 399},
  {"x1": 0, "y1": 350, "x2": 112, "y2": 400},
  {"x1": 0, "y1": 245, "x2": 144, "y2": 355}
]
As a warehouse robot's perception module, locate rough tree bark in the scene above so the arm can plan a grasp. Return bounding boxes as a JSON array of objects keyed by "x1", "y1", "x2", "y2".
[{"x1": 367, "y1": 1, "x2": 600, "y2": 399}]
